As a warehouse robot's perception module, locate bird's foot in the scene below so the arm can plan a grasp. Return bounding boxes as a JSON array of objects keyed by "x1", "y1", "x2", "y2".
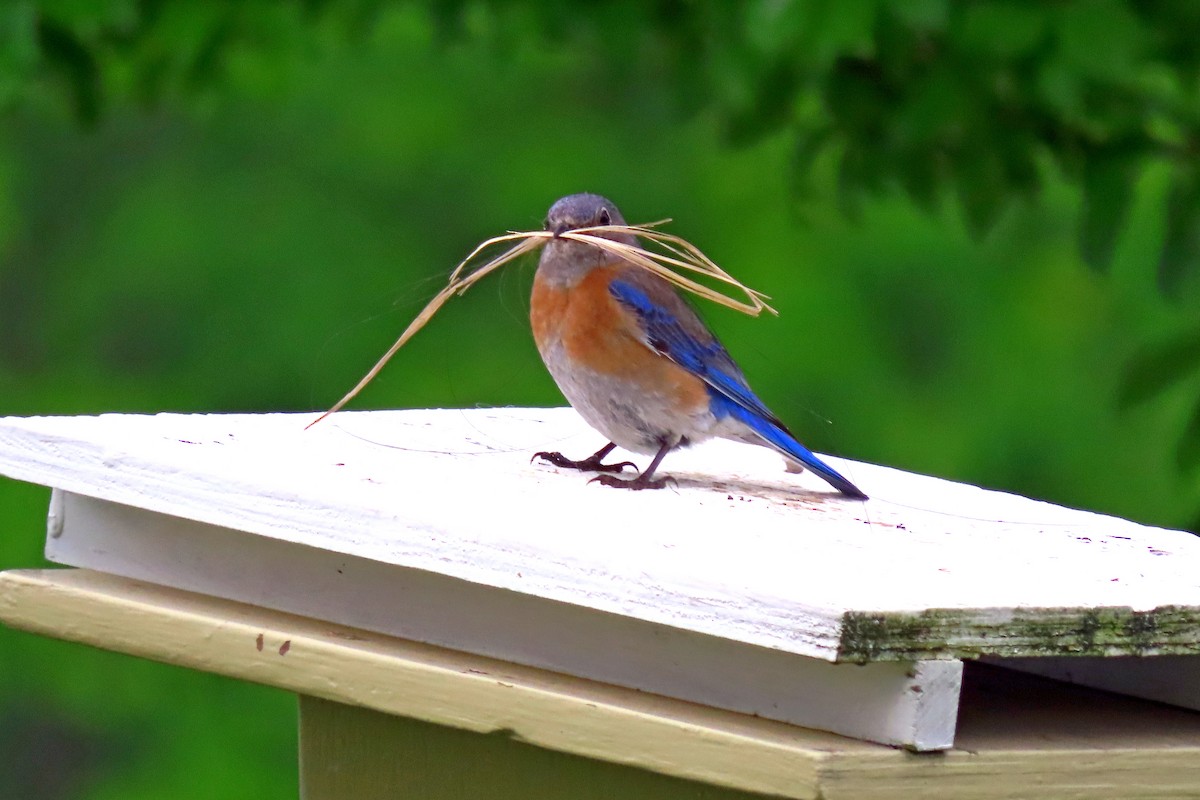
[
  {"x1": 588, "y1": 473, "x2": 674, "y2": 491},
  {"x1": 531, "y1": 451, "x2": 638, "y2": 474}
]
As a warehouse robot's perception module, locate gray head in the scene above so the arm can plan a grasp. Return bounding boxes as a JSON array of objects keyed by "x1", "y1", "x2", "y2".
[
  {"x1": 539, "y1": 193, "x2": 638, "y2": 278},
  {"x1": 544, "y1": 193, "x2": 628, "y2": 235}
]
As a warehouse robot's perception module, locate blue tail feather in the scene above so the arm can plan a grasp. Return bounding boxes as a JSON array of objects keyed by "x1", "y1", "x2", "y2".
[{"x1": 714, "y1": 396, "x2": 867, "y2": 500}]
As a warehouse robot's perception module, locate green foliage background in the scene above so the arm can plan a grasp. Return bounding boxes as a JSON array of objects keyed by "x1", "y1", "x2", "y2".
[{"x1": 1, "y1": 2, "x2": 1198, "y2": 797}]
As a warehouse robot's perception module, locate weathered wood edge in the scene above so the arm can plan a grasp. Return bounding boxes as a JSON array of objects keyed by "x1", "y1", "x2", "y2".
[
  {"x1": 47, "y1": 492, "x2": 960, "y2": 749},
  {"x1": 817, "y1": 748, "x2": 1200, "y2": 800},
  {"x1": 0, "y1": 568, "x2": 836, "y2": 799},
  {"x1": 7, "y1": 569, "x2": 1200, "y2": 800},
  {"x1": 837, "y1": 606, "x2": 1200, "y2": 662}
]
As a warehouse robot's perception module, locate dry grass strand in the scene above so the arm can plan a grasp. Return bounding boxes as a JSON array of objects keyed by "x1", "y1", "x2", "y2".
[{"x1": 307, "y1": 222, "x2": 774, "y2": 428}]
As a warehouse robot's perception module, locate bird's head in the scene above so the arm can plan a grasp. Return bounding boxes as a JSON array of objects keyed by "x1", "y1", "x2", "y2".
[
  {"x1": 544, "y1": 193, "x2": 628, "y2": 236},
  {"x1": 540, "y1": 193, "x2": 638, "y2": 276}
]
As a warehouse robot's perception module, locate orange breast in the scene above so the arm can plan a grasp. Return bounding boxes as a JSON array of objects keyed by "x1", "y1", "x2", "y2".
[{"x1": 531, "y1": 265, "x2": 709, "y2": 412}]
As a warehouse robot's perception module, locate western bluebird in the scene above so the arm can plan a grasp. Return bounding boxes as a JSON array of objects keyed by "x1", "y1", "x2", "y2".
[{"x1": 529, "y1": 193, "x2": 867, "y2": 499}]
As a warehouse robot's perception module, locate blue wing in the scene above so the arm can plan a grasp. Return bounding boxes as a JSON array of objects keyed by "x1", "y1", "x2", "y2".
[{"x1": 609, "y1": 277, "x2": 867, "y2": 499}]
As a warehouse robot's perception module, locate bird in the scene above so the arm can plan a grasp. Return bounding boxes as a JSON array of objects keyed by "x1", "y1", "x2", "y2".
[{"x1": 529, "y1": 192, "x2": 867, "y2": 500}]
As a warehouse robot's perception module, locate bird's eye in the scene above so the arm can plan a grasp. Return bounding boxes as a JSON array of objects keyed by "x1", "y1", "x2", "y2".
[
  {"x1": 597, "y1": 207, "x2": 611, "y2": 226},
  {"x1": 542, "y1": 217, "x2": 551, "y2": 230}
]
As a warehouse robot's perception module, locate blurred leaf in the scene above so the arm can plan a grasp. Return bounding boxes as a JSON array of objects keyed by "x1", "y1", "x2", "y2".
[
  {"x1": 744, "y1": 0, "x2": 805, "y2": 56},
  {"x1": 957, "y1": 2, "x2": 1047, "y2": 59},
  {"x1": 803, "y1": 0, "x2": 877, "y2": 68},
  {"x1": 1055, "y1": 0, "x2": 1143, "y2": 82},
  {"x1": 1176, "y1": 397, "x2": 1200, "y2": 472},
  {"x1": 788, "y1": 126, "x2": 831, "y2": 200},
  {"x1": 1158, "y1": 177, "x2": 1200, "y2": 295},
  {"x1": 889, "y1": 0, "x2": 949, "y2": 32},
  {"x1": 723, "y1": 59, "x2": 799, "y2": 146},
  {"x1": 1079, "y1": 147, "x2": 1138, "y2": 271},
  {"x1": 999, "y1": 130, "x2": 1040, "y2": 197},
  {"x1": 955, "y1": 149, "x2": 1009, "y2": 236},
  {"x1": 837, "y1": 140, "x2": 889, "y2": 218},
  {"x1": 1119, "y1": 327, "x2": 1200, "y2": 409},
  {"x1": 0, "y1": 4, "x2": 39, "y2": 109},
  {"x1": 36, "y1": 16, "x2": 101, "y2": 123},
  {"x1": 824, "y1": 55, "x2": 887, "y2": 144},
  {"x1": 896, "y1": 67, "x2": 964, "y2": 146},
  {"x1": 898, "y1": 149, "x2": 940, "y2": 211},
  {"x1": 182, "y1": 12, "x2": 235, "y2": 90}
]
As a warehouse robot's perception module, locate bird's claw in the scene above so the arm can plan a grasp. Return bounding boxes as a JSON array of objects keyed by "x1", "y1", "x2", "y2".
[
  {"x1": 532, "y1": 451, "x2": 638, "y2": 474},
  {"x1": 587, "y1": 473, "x2": 674, "y2": 491}
]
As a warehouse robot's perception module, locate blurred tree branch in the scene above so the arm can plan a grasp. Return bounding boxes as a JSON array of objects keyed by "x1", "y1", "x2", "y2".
[{"x1": 5, "y1": 1, "x2": 1199, "y2": 283}]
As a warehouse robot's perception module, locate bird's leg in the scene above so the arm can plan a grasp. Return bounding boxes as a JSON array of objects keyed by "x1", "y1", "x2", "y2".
[
  {"x1": 532, "y1": 442, "x2": 638, "y2": 474},
  {"x1": 590, "y1": 438, "x2": 675, "y2": 490}
]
